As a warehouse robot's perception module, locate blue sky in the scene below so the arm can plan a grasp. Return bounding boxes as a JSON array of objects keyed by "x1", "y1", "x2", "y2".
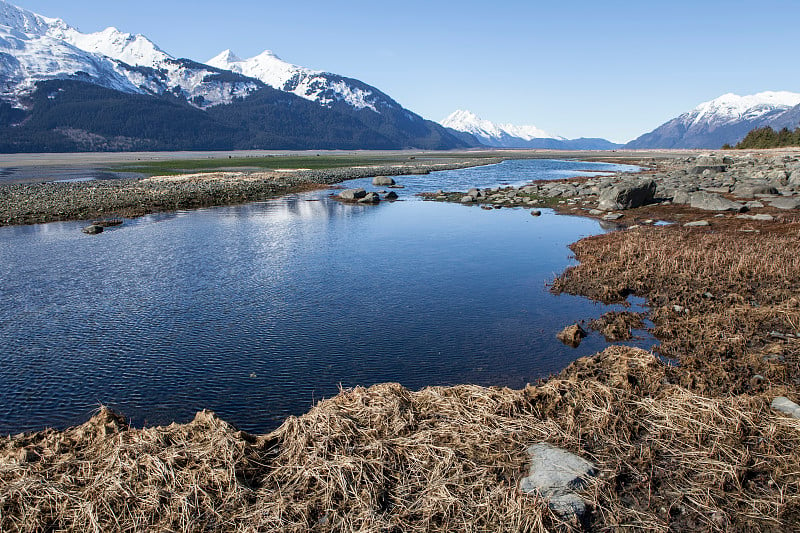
[{"x1": 13, "y1": 0, "x2": 800, "y2": 142}]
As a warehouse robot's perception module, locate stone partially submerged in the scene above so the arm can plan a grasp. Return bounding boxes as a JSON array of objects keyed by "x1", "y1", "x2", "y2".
[
  {"x1": 338, "y1": 188, "x2": 367, "y2": 201},
  {"x1": 557, "y1": 324, "x2": 587, "y2": 348},
  {"x1": 520, "y1": 443, "x2": 597, "y2": 520}
]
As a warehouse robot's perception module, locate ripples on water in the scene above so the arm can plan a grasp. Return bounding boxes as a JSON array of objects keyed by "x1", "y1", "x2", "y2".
[{"x1": 0, "y1": 159, "x2": 650, "y2": 434}]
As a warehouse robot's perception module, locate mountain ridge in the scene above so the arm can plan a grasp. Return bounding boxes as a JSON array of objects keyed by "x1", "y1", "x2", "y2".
[
  {"x1": 626, "y1": 91, "x2": 800, "y2": 149},
  {"x1": 0, "y1": 0, "x2": 470, "y2": 152},
  {"x1": 441, "y1": 110, "x2": 620, "y2": 150}
]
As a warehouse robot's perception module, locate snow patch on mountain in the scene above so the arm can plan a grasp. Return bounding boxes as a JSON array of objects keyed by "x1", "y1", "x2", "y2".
[
  {"x1": 441, "y1": 110, "x2": 560, "y2": 142},
  {"x1": 626, "y1": 91, "x2": 800, "y2": 149},
  {"x1": 56, "y1": 26, "x2": 171, "y2": 69},
  {"x1": 0, "y1": 0, "x2": 260, "y2": 108},
  {"x1": 690, "y1": 91, "x2": 800, "y2": 126},
  {"x1": 0, "y1": 4, "x2": 140, "y2": 105},
  {"x1": 207, "y1": 49, "x2": 382, "y2": 112}
]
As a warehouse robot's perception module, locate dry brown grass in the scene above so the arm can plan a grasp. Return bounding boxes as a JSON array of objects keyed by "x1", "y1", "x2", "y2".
[
  {"x1": 2, "y1": 347, "x2": 798, "y2": 532},
  {"x1": 552, "y1": 222, "x2": 800, "y2": 396}
]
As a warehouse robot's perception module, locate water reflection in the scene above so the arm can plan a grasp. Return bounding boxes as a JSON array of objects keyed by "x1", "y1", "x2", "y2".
[{"x1": 0, "y1": 159, "x2": 653, "y2": 435}]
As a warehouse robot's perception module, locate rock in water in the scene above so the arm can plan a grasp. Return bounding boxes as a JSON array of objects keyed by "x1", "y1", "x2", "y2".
[
  {"x1": 520, "y1": 443, "x2": 597, "y2": 520},
  {"x1": 597, "y1": 179, "x2": 656, "y2": 211},
  {"x1": 82, "y1": 225, "x2": 103, "y2": 235},
  {"x1": 557, "y1": 324, "x2": 587, "y2": 348},
  {"x1": 384, "y1": 191, "x2": 399, "y2": 200},
  {"x1": 338, "y1": 188, "x2": 367, "y2": 201},
  {"x1": 357, "y1": 192, "x2": 381, "y2": 204},
  {"x1": 372, "y1": 176, "x2": 396, "y2": 186}
]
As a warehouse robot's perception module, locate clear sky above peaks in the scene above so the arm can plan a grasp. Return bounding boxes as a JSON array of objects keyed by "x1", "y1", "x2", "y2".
[{"x1": 12, "y1": 0, "x2": 800, "y2": 142}]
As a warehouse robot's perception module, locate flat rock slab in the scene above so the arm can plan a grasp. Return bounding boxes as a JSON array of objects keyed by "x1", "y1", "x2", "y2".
[
  {"x1": 769, "y1": 197, "x2": 800, "y2": 210},
  {"x1": 520, "y1": 443, "x2": 597, "y2": 520},
  {"x1": 771, "y1": 397, "x2": 800, "y2": 418},
  {"x1": 689, "y1": 192, "x2": 745, "y2": 212}
]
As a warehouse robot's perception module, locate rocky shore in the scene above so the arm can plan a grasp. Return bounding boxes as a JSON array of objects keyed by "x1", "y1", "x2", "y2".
[
  {"x1": 0, "y1": 158, "x2": 500, "y2": 226},
  {"x1": 421, "y1": 151, "x2": 800, "y2": 226}
]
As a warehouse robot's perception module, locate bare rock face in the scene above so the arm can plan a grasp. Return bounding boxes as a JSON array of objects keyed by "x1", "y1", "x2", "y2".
[
  {"x1": 520, "y1": 443, "x2": 597, "y2": 520},
  {"x1": 557, "y1": 324, "x2": 587, "y2": 348}
]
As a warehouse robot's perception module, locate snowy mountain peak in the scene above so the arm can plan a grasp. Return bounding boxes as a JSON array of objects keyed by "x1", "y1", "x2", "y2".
[
  {"x1": 441, "y1": 109, "x2": 556, "y2": 142},
  {"x1": 59, "y1": 26, "x2": 171, "y2": 69},
  {"x1": 626, "y1": 90, "x2": 800, "y2": 149},
  {"x1": 209, "y1": 49, "x2": 242, "y2": 65},
  {"x1": 0, "y1": 0, "x2": 63, "y2": 35},
  {"x1": 208, "y1": 48, "x2": 386, "y2": 112},
  {"x1": 691, "y1": 91, "x2": 800, "y2": 125}
]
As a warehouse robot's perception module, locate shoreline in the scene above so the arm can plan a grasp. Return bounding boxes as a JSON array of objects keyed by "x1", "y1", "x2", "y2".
[
  {"x1": 0, "y1": 157, "x2": 501, "y2": 226},
  {"x1": 2, "y1": 150, "x2": 799, "y2": 531}
]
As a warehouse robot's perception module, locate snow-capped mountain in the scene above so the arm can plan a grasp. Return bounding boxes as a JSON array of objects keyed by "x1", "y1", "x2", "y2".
[
  {"x1": 208, "y1": 49, "x2": 400, "y2": 112},
  {"x1": 441, "y1": 110, "x2": 619, "y2": 150},
  {"x1": 441, "y1": 109, "x2": 557, "y2": 144},
  {"x1": 0, "y1": 1, "x2": 261, "y2": 108},
  {"x1": 0, "y1": 0, "x2": 468, "y2": 152},
  {"x1": 626, "y1": 91, "x2": 800, "y2": 149}
]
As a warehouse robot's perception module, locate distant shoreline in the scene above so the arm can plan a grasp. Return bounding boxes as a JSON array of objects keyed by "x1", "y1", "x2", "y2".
[{"x1": 0, "y1": 156, "x2": 503, "y2": 226}]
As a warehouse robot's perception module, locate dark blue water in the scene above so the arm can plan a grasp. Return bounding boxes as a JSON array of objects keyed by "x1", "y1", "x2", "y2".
[{"x1": 0, "y1": 159, "x2": 649, "y2": 435}]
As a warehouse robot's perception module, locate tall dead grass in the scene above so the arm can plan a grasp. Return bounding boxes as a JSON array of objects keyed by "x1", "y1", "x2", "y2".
[
  {"x1": 2, "y1": 347, "x2": 798, "y2": 531},
  {"x1": 552, "y1": 223, "x2": 800, "y2": 396}
]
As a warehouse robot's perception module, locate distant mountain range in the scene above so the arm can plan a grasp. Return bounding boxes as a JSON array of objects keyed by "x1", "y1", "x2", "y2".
[
  {"x1": 440, "y1": 110, "x2": 621, "y2": 150},
  {"x1": 2, "y1": 1, "x2": 799, "y2": 153},
  {"x1": 0, "y1": 1, "x2": 471, "y2": 152},
  {"x1": 626, "y1": 92, "x2": 800, "y2": 149}
]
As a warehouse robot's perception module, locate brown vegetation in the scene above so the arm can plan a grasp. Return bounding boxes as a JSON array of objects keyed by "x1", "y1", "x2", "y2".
[
  {"x1": 552, "y1": 221, "x2": 800, "y2": 397},
  {"x1": 2, "y1": 346, "x2": 798, "y2": 532}
]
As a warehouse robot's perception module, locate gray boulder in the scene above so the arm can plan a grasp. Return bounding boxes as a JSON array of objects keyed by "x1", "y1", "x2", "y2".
[
  {"x1": 671, "y1": 189, "x2": 691, "y2": 205},
  {"x1": 597, "y1": 179, "x2": 656, "y2": 211},
  {"x1": 81, "y1": 225, "x2": 103, "y2": 235},
  {"x1": 689, "y1": 192, "x2": 745, "y2": 212},
  {"x1": 384, "y1": 191, "x2": 399, "y2": 200},
  {"x1": 771, "y1": 397, "x2": 800, "y2": 419},
  {"x1": 520, "y1": 443, "x2": 597, "y2": 520},
  {"x1": 460, "y1": 195, "x2": 476, "y2": 204},
  {"x1": 690, "y1": 155, "x2": 728, "y2": 174},
  {"x1": 372, "y1": 176, "x2": 396, "y2": 186},
  {"x1": 769, "y1": 197, "x2": 800, "y2": 210},
  {"x1": 357, "y1": 192, "x2": 381, "y2": 204},
  {"x1": 339, "y1": 188, "x2": 367, "y2": 201},
  {"x1": 732, "y1": 183, "x2": 778, "y2": 199}
]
